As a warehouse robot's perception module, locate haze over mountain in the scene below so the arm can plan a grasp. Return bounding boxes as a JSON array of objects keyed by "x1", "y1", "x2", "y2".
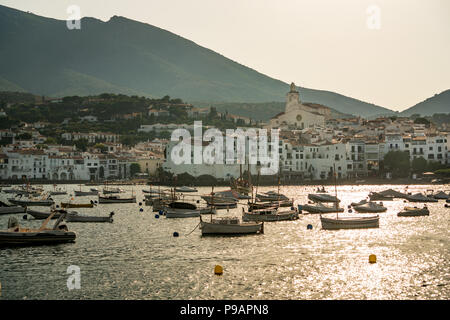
[{"x1": 0, "y1": 4, "x2": 408, "y2": 118}]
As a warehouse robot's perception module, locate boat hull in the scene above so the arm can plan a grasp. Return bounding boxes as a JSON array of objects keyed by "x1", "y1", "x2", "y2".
[
  {"x1": 98, "y1": 197, "x2": 136, "y2": 204},
  {"x1": 0, "y1": 206, "x2": 26, "y2": 215},
  {"x1": 299, "y1": 204, "x2": 344, "y2": 214},
  {"x1": 61, "y1": 203, "x2": 94, "y2": 208},
  {"x1": 397, "y1": 209, "x2": 429, "y2": 217},
  {"x1": 200, "y1": 221, "x2": 263, "y2": 235},
  {"x1": 0, "y1": 231, "x2": 76, "y2": 246},
  {"x1": 8, "y1": 199, "x2": 54, "y2": 207},
  {"x1": 74, "y1": 191, "x2": 98, "y2": 196},
  {"x1": 320, "y1": 216, "x2": 379, "y2": 230},
  {"x1": 242, "y1": 210, "x2": 298, "y2": 222},
  {"x1": 66, "y1": 215, "x2": 113, "y2": 222}
]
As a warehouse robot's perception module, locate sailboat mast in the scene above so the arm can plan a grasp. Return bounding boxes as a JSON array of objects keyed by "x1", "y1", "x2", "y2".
[{"x1": 334, "y1": 164, "x2": 338, "y2": 219}]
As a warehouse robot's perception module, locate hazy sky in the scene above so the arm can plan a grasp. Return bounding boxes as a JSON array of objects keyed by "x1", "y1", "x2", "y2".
[{"x1": 1, "y1": 0, "x2": 449, "y2": 111}]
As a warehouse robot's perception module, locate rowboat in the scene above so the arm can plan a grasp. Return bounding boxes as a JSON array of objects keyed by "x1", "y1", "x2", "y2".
[
  {"x1": 61, "y1": 202, "x2": 95, "y2": 208},
  {"x1": 242, "y1": 207, "x2": 298, "y2": 222},
  {"x1": 320, "y1": 214, "x2": 380, "y2": 230},
  {"x1": 397, "y1": 206, "x2": 429, "y2": 217},
  {"x1": 174, "y1": 186, "x2": 198, "y2": 193},
  {"x1": 308, "y1": 193, "x2": 340, "y2": 203},
  {"x1": 8, "y1": 197, "x2": 55, "y2": 207},
  {"x1": 66, "y1": 212, "x2": 114, "y2": 223},
  {"x1": 299, "y1": 202, "x2": 344, "y2": 214},
  {"x1": 98, "y1": 195, "x2": 136, "y2": 204},
  {"x1": 0, "y1": 213, "x2": 76, "y2": 246},
  {"x1": 102, "y1": 187, "x2": 123, "y2": 194},
  {"x1": 353, "y1": 202, "x2": 387, "y2": 213},
  {"x1": 199, "y1": 216, "x2": 264, "y2": 235}
]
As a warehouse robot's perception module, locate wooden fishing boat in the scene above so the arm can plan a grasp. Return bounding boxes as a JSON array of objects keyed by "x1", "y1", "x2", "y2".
[
  {"x1": 0, "y1": 201, "x2": 26, "y2": 215},
  {"x1": 242, "y1": 207, "x2": 298, "y2": 222},
  {"x1": 299, "y1": 202, "x2": 344, "y2": 214},
  {"x1": 74, "y1": 190, "x2": 98, "y2": 196},
  {"x1": 26, "y1": 209, "x2": 78, "y2": 220},
  {"x1": 353, "y1": 202, "x2": 387, "y2": 213},
  {"x1": 0, "y1": 213, "x2": 76, "y2": 246},
  {"x1": 98, "y1": 195, "x2": 136, "y2": 204},
  {"x1": 397, "y1": 206, "x2": 429, "y2": 217},
  {"x1": 61, "y1": 202, "x2": 95, "y2": 208},
  {"x1": 8, "y1": 197, "x2": 54, "y2": 207},
  {"x1": 199, "y1": 216, "x2": 264, "y2": 235},
  {"x1": 320, "y1": 214, "x2": 380, "y2": 230},
  {"x1": 102, "y1": 187, "x2": 123, "y2": 194},
  {"x1": 66, "y1": 212, "x2": 114, "y2": 223},
  {"x1": 433, "y1": 191, "x2": 449, "y2": 200}
]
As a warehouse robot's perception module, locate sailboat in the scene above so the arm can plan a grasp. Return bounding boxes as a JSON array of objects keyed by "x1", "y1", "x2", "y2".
[
  {"x1": 320, "y1": 165, "x2": 379, "y2": 230},
  {"x1": 231, "y1": 163, "x2": 252, "y2": 195}
]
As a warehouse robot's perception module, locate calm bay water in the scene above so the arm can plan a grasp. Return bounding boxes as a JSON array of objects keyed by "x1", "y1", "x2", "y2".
[{"x1": 0, "y1": 184, "x2": 449, "y2": 300}]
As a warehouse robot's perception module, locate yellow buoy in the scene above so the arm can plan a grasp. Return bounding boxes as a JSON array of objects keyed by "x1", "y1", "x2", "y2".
[
  {"x1": 369, "y1": 254, "x2": 377, "y2": 264},
  {"x1": 214, "y1": 265, "x2": 223, "y2": 275}
]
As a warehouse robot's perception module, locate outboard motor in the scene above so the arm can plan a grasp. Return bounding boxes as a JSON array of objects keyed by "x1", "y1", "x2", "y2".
[{"x1": 8, "y1": 217, "x2": 19, "y2": 229}]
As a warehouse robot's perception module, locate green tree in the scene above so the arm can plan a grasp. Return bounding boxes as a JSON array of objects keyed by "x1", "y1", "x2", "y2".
[
  {"x1": 74, "y1": 138, "x2": 89, "y2": 152},
  {"x1": 44, "y1": 137, "x2": 57, "y2": 145},
  {"x1": 130, "y1": 163, "x2": 141, "y2": 177},
  {"x1": 413, "y1": 117, "x2": 431, "y2": 127},
  {"x1": 93, "y1": 143, "x2": 107, "y2": 153},
  {"x1": 411, "y1": 157, "x2": 427, "y2": 173},
  {"x1": 383, "y1": 151, "x2": 410, "y2": 178}
]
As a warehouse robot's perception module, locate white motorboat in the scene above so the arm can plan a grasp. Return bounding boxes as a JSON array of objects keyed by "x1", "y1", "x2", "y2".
[
  {"x1": 199, "y1": 216, "x2": 264, "y2": 235},
  {"x1": 299, "y1": 202, "x2": 344, "y2": 214},
  {"x1": 163, "y1": 202, "x2": 216, "y2": 218},
  {"x1": 433, "y1": 191, "x2": 449, "y2": 200},
  {"x1": 98, "y1": 195, "x2": 136, "y2": 203},
  {"x1": 0, "y1": 213, "x2": 76, "y2": 246},
  {"x1": 353, "y1": 202, "x2": 387, "y2": 213},
  {"x1": 308, "y1": 193, "x2": 340, "y2": 203},
  {"x1": 174, "y1": 186, "x2": 198, "y2": 193},
  {"x1": 320, "y1": 214, "x2": 380, "y2": 230},
  {"x1": 406, "y1": 193, "x2": 438, "y2": 203},
  {"x1": 397, "y1": 206, "x2": 429, "y2": 217}
]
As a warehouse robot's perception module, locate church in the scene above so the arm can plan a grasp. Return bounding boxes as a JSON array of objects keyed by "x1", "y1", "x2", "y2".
[{"x1": 266, "y1": 83, "x2": 330, "y2": 130}]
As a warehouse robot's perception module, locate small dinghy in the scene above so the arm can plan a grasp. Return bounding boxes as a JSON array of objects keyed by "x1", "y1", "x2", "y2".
[
  {"x1": 397, "y1": 206, "x2": 429, "y2": 217},
  {"x1": 74, "y1": 190, "x2": 98, "y2": 196},
  {"x1": 299, "y1": 202, "x2": 344, "y2": 214},
  {"x1": 320, "y1": 214, "x2": 380, "y2": 230},
  {"x1": 308, "y1": 193, "x2": 340, "y2": 203},
  {"x1": 353, "y1": 202, "x2": 387, "y2": 213},
  {"x1": 242, "y1": 207, "x2": 298, "y2": 222},
  {"x1": 199, "y1": 216, "x2": 264, "y2": 235},
  {"x1": 102, "y1": 187, "x2": 123, "y2": 194},
  {"x1": 0, "y1": 212, "x2": 76, "y2": 246},
  {"x1": 66, "y1": 212, "x2": 114, "y2": 223}
]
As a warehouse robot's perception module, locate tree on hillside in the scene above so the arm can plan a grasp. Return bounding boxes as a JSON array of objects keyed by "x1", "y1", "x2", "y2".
[
  {"x1": 383, "y1": 151, "x2": 410, "y2": 178},
  {"x1": 413, "y1": 117, "x2": 431, "y2": 127}
]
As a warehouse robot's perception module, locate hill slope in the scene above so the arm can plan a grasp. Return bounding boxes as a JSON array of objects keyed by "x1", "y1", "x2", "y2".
[
  {"x1": 400, "y1": 90, "x2": 450, "y2": 116},
  {"x1": 0, "y1": 4, "x2": 394, "y2": 117}
]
